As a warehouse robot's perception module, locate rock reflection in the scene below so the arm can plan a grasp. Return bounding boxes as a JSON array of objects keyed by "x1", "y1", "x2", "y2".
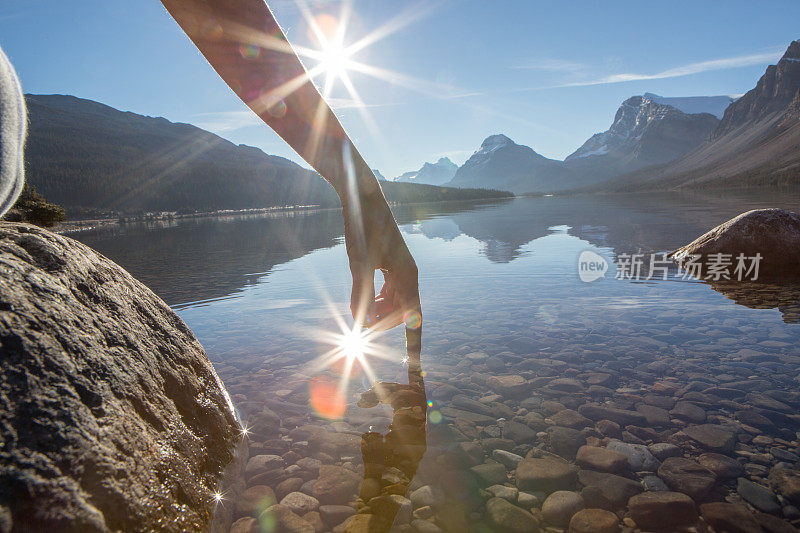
[{"x1": 706, "y1": 279, "x2": 800, "y2": 323}]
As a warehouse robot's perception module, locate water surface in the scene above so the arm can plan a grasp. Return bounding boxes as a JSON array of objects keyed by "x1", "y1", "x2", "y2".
[{"x1": 73, "y1": 192, "x2": 800, "y2": 531}]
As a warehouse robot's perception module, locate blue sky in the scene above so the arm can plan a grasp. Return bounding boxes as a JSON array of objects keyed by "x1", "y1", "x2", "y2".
[{"x1": 1, "y1": 0, "x2": 798, "y2": 177}]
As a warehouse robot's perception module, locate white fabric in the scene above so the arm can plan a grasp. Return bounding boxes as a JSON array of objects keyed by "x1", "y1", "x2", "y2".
[{"x1": 0, "y1": 46, "x2": 26, "y2": 217}]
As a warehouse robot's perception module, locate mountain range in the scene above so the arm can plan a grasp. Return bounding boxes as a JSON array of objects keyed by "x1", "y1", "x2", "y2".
[
  {"x1": 19, "y1": 40, "x2": 800, "y2": 214},
  {"x1": 392, "y1": 40, "x2": 798, "y2": 194},
  {"x1": 394, "y1": 157, "x2": 458, "y2": 186},
  {"x1": 22, "y1": 95, "x2": 511, "y2": 216},
  {"x1": 599, "y1": 39, "x2": 800, "y2": 191}
]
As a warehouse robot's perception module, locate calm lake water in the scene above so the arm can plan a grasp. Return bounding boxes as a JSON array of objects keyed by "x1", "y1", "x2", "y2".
[{"x1": 73, "y1": 192, "x2": 800, "y2": 532}]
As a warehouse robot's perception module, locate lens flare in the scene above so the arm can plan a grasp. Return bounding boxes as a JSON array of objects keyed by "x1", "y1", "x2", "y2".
[
  {"x1": 238, "y1": 43, "x2": 261, "y2": 59},
  {"x1": 309, "y1": 376, "x2": 346, "y2": 419}
]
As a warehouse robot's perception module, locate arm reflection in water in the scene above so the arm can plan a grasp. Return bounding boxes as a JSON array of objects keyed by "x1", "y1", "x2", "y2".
[{"x1": 351, "y1": 326, "x2": 426, "y2": 532}]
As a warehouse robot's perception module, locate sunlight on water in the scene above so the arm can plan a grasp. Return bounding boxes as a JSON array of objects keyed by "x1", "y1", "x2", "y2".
[{"x1": 72, "y1": 193, "x2": 800, "y2": 531}]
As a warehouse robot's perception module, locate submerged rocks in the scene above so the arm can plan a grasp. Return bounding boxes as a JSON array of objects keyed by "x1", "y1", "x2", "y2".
[
  {"x1": 0, "y1": 223, "x2": 238, "y2": 532},
  {"x1": 485, "y1": 497, "x2": 540, "y2": 533},
  {"x1": 700, "y1": 502, "x2": 761, "y2": 533},
  {"x1": 311, "y1": 465, "x2": 360, "y2": 505},
  {"x1": 682, "y1": 424, "x2": 735, "y2": 453},
  {"x1": 516, "y1": 457, "x2": 577, "y2": 492},
  {"x1": 568, "y1": 508, "x2": 619, "y2": 533},
  {"x1": 671, "y1": 208, "x2": 800, "y2": 276},
  {"x1": 606, "y1": 441, "x2": 660, "y2": 472},
  {"x1": 542, "y1": 490, "x2": 584, "y2": 527},
  {"x1": 627, "y1": 491, "x2": 697, "y2": 531},
  {"x1": 575, "y1": 446, "x2": 628, "y2": 474},
  {"x1": 657, "y1": 457, "x2": 717, "y2": 500},
  {"x1": 738, "y1": 478, "x2": 781, "y2": 515}
]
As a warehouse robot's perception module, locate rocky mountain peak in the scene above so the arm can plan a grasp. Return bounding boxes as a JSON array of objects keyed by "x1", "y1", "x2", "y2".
[
  {"x1": 480, "y1": 134, "x2": 514, "y2": 150},
  {"x1": 713, "y1": 40, "x2": 800, "y2": 139}
]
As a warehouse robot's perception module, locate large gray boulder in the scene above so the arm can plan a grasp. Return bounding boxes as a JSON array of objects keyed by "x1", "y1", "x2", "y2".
[
  {"x1": 672, "y1": 209, "x2": 800, "y2": 277},
  {"x1": 0, "y1": 223, "x2": 239, "y2": 531}
]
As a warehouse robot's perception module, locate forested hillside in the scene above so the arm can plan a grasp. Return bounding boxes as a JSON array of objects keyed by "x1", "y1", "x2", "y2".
[{"x1": 24, "y1": 95, "x2": 510, "y2": 216}]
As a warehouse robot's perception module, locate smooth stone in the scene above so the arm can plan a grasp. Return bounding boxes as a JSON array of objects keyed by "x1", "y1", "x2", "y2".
[
  {"x1": 485, "y1": 497, "x2": 540, "y2": 533},
  {"x1": 542, "y1": 491, "x2": 584, "y2": 527},
  {"x1": 636, "y1": 404, "x2": 671, "y2": 426},
  {"x1": 568, "y1": 508, "x2": 620, "y2": 533},
  {"x1": 318, "y1": 505, "x2": 354, "y2": 527},
  {"x1": 670, "y1": 401, "x2": 707, "y2": 423},
  {"x1": 245, "y1": 455, "x2": 285, "y2": 479},
  {"x1": 578, "y1": 471, "x2": 642, "y2": 510},
  {"x1": 236, "y1": 485, "x2": 277, "y2": 517},
  {"x1": 606, "y1": 441, "x2": 660, "y2": 472},
  {"x1": 487, "y1": 485, "x2": 519, "y2": 502},
  {"x1": 768, "y1": 466, "x2": 800, "y2": 506},
  {"x1": 627, "y1": 491, "x2": 698, "y2": 531},
  {"x1": 700, "y1": 502, "x2": 761, "y2": 533},
  {"x1": 657, "y1": 457, "x2": 717, "y2": 500},
  {"x1": 547, "y1": 426, "x2": 585, "y2": 459},
  {"x1": 516, "y1": 457, "x2": 578, "y2": 492},
  {"x1": 648, "y1": 442, "x2": 682, "y2": 461},
  {"x1": 275, "y1": 478, "x2": 305, "y2": 501},
  {"x1": 492, "y1": 449, "x2": 524, "y2": 469},
  {"x1": 671, "y1": 209, "x2": 800, "y2": 276},
  {"x1": 697, "y1": 453, "x2": 744, "y2": 479},
  {"x1": 410, "y1": 485, "x2": 442, "y2": 509},
  {"x1": 259, "y1": 504, "x2": 314, "y2": 533},
  {"x1": 771, "y1": 448, "x2": 800, "y2": 463},
  {"x1": 578, "y1": 404, "x2": 646, "y2": 427},
  {"x1": 486, "y1": 375, "x2": 531, "y2": 398},
  {"x1": 301, "y1": 511, "x2": 324, "y2": 533},
  {"x1": 682, "y1": 424, "x2": 736, "y2": 453},
  {"x1": 280, "y1": 492, "x2": 320, "y2": 515},
  {"x1": 641, "y1": 475, "x2": 669, "y2": 491},
  {"x1": 503, "y1": 420, "x2": 537, "y2": 444},
  {"x1": 548, "y1": 409, "x2": 592, "y2": 429},
  {"x1": 311, "y1": 465, "x2": 361, "y2": 505},
  {"x1": 575, "y1": 446, "x2": 628, "y2": 474},
  {"x1": 517, "y1": 491, "x2": 539, "y2": 508},
  {"x1": 229, "y1": 517, "x2": 258, "y2": 533},
  {"x1": 471, "y1": 463, "x2": 507, "y2": 486},
  {"x1": 737, "y1": 477, "x2": 781, "y2": 515},
  {"x1": 595, "y1": 420, "x2": 621, "y2": 439}
]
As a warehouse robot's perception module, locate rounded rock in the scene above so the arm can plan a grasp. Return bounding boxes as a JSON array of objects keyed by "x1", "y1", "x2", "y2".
[{"x1": 568, "y1": 508, "x2": 620, "y2": 533}]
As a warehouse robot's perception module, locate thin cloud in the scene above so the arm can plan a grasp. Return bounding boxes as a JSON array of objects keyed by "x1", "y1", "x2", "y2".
[
  {"x1": 511, "y1": 58, "x2": 587, "y2": 72},
  {"x1": 557, "y1": 49, "x2": 785, "y2": 88}
]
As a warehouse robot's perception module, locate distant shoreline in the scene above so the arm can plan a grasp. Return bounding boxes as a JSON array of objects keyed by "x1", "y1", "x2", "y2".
[{"x1": 55, "y1": 196, "x2": 514, "y2": 235}]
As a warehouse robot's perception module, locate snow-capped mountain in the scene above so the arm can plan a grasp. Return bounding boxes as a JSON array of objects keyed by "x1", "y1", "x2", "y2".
[
  {"x1": 565, "y1": 94, "x2": 720, "y2": 179},
  {"x1": 644, "y1": 93, "x2": 735, "y2": 119},
  {"x1": 599, "y1": 40, "x2": 800, "y2": 190},
  {"x1": 395, "y1": 157, "x2": 458, "y2": 186},
  {"x1": 446, "y1": 134, "x2": 572, "y2": 193}
]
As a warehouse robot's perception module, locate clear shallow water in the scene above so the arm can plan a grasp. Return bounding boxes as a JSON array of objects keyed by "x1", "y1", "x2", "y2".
[{"x1": 73, "y1": 192, "x2": 800, "y2": 532}]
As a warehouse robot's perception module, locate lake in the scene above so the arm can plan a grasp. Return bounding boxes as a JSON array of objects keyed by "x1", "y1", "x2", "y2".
[{"x1": 72, "y1": 192, "x2": 800, "y2": 532}]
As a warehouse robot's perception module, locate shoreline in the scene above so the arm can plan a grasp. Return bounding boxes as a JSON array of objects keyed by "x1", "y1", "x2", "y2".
[{"x1": 54, "y1": 196, "x2": 514, "y2": 235}]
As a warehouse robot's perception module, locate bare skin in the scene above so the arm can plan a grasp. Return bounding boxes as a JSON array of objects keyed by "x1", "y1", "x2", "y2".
[{"x1": 160, "y1": 0, "x2": 420, "y2": 331}]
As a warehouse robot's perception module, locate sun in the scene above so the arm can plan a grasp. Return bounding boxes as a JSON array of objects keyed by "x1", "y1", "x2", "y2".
[{"x1": 319, "y1": 40, "x2": 353, "y2": 81}]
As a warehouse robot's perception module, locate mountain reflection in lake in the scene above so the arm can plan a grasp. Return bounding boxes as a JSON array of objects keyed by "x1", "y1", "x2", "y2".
[{"x1": 72, "y1": 192, "x2": 800, "y2": 531}]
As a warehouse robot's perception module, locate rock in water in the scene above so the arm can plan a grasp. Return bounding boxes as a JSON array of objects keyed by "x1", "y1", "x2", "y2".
[
  {"x1": 0, "y1": 223, "x2": 238, "y2": 531},
  {"x1": 627, "y1": 492, "x2": 697, "y2": 531},
  {"x1": 671, "y1": 208, "x2": 800, "y2": 276}
]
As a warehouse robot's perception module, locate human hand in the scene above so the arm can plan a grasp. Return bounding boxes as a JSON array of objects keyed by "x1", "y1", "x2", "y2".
[{"x1": 342, "y1": 192, "x2": 421, "y2": 332}]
